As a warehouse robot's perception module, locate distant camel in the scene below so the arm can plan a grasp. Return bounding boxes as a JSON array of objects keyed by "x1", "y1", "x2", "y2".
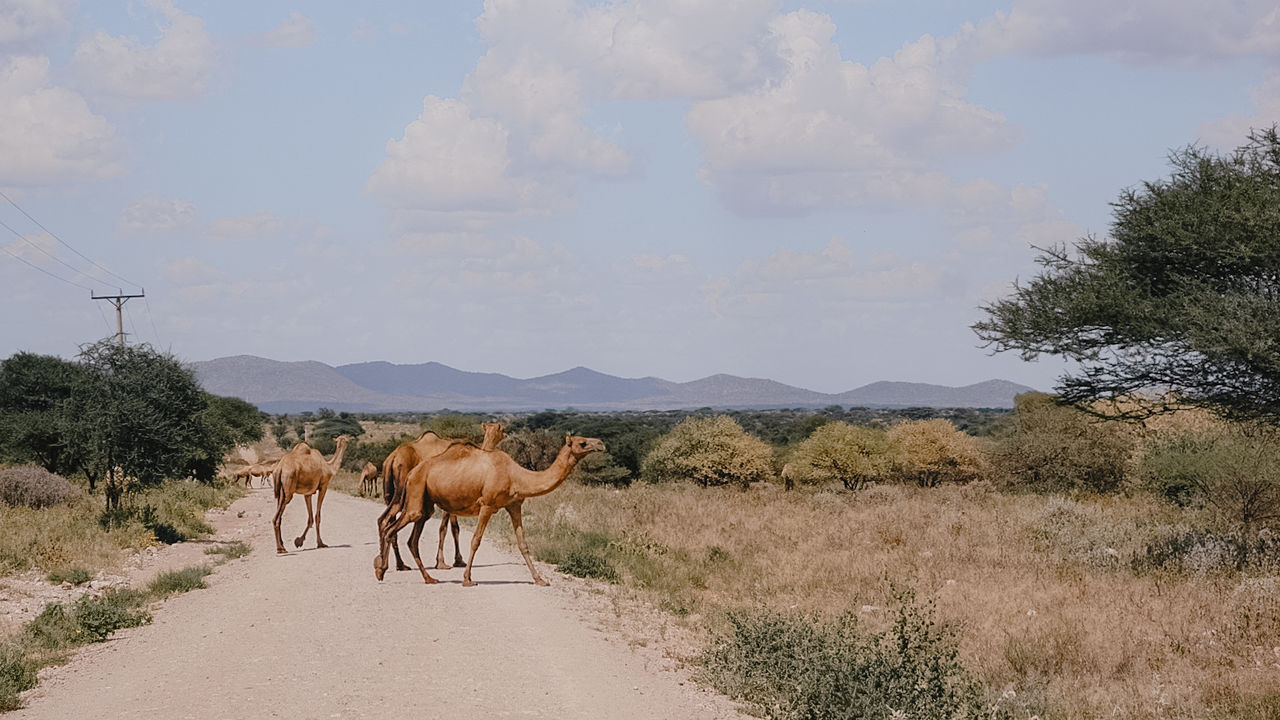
[
  {"x1": 375, "y1": 434, "x2": 604, "y2": 586},
  {"x1": 271, "y1": 436, "x2": 350, "y2": 554},
  {"x1": 359, "y1": 461, "x2": 379, "y2": 496},
  {"x1": 249, "y1": 461, "x2": 277, "y2": 488},
  {"x1": 378, "y1": 423, "x2": 505, "y2": 571}
]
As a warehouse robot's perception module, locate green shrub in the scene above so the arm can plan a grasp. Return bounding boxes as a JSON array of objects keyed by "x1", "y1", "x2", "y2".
[
  {"x1": 146, "y1": 565, "x2": 212, "y2": 597},
  {"x1": 787, "y1": 422, "x2": 891, "y2": 490},
  {"x1": 71, "y1": 589, "x2": 151, "y2": 642},
  {"x1": 557, "y1": 549, "x2": 620, "y2": 582},
  {"x1": 990, "y1": 393, "x2": 1132, "y2": 493},
  {"x1": 0, "y1": 466, "x2": 78, "y2": 509},
  {"x1": 701, "y1": 592, "x2": 981, "y2": 720},
  {"x1": 22, "y1": 602, "x2": 79, "y2": 651},
  {"x1": 0, "y1": 640, "x2": 36, "y2": 711},
  {"x1": 641, "y1": 416, "x2": 773, "y2": 487},
  {"x1": 1140, "y1": 425, "x2": 1280, "y2": 547}
]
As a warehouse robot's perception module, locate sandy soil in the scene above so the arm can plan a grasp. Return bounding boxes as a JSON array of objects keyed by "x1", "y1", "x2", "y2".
[{"x1": 9, "y1": 488, "x2": 747, "y2": 719}]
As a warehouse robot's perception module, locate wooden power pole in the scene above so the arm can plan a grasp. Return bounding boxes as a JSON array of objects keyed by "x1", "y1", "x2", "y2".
[{"x1": 91, "y1": 290, "x2": 145, "y2": 346}]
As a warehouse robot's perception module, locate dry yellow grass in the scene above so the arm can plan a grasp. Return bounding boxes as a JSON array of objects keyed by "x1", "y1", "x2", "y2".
[{"x1": 511, "y1": 481, "x2": 1280, "y2": 719}]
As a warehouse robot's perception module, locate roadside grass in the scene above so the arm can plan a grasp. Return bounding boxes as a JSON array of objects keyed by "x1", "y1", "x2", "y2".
[
  {"x1": 0, "y1": 481, "x2": 244, "y2": 582},
  {"x1": 497, "y1": 481, "x2": 1280, "y2": 720},
  {"x1": 0, "y1": 521, "x2": 252, "y2": 711},
  {"x1": 204, "y1": 540, "x2": 251, "y2": 562}
]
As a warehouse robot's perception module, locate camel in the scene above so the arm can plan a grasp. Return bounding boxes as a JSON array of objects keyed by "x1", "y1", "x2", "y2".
[
  {"x1": 377, "y1": 423, "x2": 505, "y2": 572},
  {"x1": 270, "y1": 435, "x2": 350, "y2": 554},
  {"x1": 375, "y1": 433, "x2": 605, "y2": 586},
  {"x1": 359, "y1": 461, "x2": 379, "y2": 496},
  {"x1": 249, "y1": 461, "x2": 277, "y2": 488},
  {"x1": 232, "y1": 465, "x2": 254, "y2": 487}
]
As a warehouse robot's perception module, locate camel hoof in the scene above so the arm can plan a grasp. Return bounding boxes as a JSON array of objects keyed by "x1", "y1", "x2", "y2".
[
  {"x1": 453, "y1": 560, "x2": 467, "y2": 568},
  {"x1": 534, "y1": 578, "x2": 550, "y2": 587},
  {"x1": 375, "y1": 567, "x2": 385, "y2": 581},
  {"x1": 395, "y1": 563, "x2": 410, "y2": 572},
  {"x1": 293, "y1": 538, "x2": 303, "y2": 548},
  {"x1": 276, "y1": 548, "x2": 287, "y2": 555},
  {"x1": 422, "y1": 576, "x2": 438, "y2": 585},
  {"x1": 316, "y1": 542, "x2": 327, "y2": 549},
  {"x1": 435, "y1": 563, "x2": 451, "y2": 571},
  {"x1": 461, "y1": 579, "x2": 476, "y2": 587}
]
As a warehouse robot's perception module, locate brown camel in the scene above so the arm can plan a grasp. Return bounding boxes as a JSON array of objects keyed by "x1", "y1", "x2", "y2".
[
  {"x1": 358, "y1": 461, "x2": 380, "y2": 496},
  {"x1": 375, "y1": 433, "x2": 605, "y2": 586},
  {"x1": 433, "y1": 422, "x2": 505, "y2": 570},
  {"x1": 271, "y1": 435, "x2": 350, "y2": 554},
  {"x1": 232, "y1": 465, "x2": 254, "y2": 487},
  {"x1": 378, "y1": 423, "x2": 505, "y2": 571},
  {"x1": 249, "y1": 461, "x2": 277, "y2": 488}
]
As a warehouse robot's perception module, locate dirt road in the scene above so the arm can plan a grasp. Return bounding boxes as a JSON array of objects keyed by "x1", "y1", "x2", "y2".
[{"x1": 12, "y1": 490, "x2": 745, "y2": 719}]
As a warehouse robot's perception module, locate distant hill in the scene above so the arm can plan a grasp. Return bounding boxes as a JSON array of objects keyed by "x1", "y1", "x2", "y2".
[{"x1": 190, "y1": 355, "x2": 1037, "y2": 413}]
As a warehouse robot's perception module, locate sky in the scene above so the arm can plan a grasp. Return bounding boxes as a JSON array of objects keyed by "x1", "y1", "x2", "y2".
[{"x1": 1, "y1": 0, "x2": 1277, "y2": 394}]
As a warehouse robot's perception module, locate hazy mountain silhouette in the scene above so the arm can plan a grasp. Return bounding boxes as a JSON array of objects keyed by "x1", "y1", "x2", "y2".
[{"x1": 191, "y1": 355, "x2": 1036, "y2": 413}]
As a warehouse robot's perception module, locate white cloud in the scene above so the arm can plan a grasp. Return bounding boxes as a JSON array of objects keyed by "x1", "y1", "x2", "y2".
[
  {"x1": 117, "y1": 193, "x2": 196, "y2": 235},
  {"x1": 72, "y1": 0, "x2": 213, "y2": 101},
  {"x1": 462, "y1": 55, "x2": 629, "y2": 177},
  {"x1": 631, "y1": 253, "x2": 690, "y2": 273},
  {"x1": 258, "y1": 11, "x2": 316, "y2": 48},
  {"x1": 1200, "y1": 69, "x2": 1280, "y2": 148},
  {"x1": 366, "y1": 96, "x2": 551, "y2": 221},
  {"x1": 206, "y1": 211, "x2": 283, "y2": 241},
  {"x1": 163, "y1": 256, "x2": 219, "y2": 284},
  {"x1": 687, "y1": 12, "x2": 1016, "y2": 216},
  {"x1": 958, "y1": 0, "x2": 1280, "y2": 64},
  {"x1": 475, "y1": 0, "x2": 779, "y2": 100},
  {"x1": 0, "y1": 55, "x2": 121, "y2": 186},
  {"x1": 0, "y1": 0, "x2": 74, "y2": 49}
]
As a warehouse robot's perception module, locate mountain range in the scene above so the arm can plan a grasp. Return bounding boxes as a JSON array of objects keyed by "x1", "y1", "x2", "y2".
[{"x1": 190, "y1": 355, "x2": 1037, "y2": 413}]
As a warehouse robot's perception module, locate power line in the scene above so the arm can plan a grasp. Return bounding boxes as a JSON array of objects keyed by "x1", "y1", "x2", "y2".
[
  {"x1": 0, "y1": 189, "x2": 141, "y2": 291},
  {"x1": 0, "y1": 216, "x2": 102, "y2": 289},
  {"x1": 0, "y1": 243, "x2": 97, "y2": 292},
  {"x1": 143, "y1": 295, "x2": 163, "y2": 348}
]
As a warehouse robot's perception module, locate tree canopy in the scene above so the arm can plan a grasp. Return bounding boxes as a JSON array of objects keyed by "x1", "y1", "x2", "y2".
[{"x1": 974, "y1": 128, "x2": 1280, "y2": 422}]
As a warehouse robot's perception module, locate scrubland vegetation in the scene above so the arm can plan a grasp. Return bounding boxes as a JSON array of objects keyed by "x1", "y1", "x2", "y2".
[{"x1": 400, "y1": 396, "x2": 1278, "y2": 720}]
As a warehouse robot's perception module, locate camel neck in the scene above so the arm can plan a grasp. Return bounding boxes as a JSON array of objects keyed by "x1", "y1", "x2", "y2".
[{"x1": 516, "y1": 445, "x2": 579, "y2": 498}]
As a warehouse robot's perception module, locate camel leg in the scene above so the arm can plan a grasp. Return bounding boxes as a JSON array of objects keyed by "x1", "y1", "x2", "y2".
[
  {"x1": 434, "y1": 513, "x2": 452, "y2": 570},
  {"x1": 376, "y1": 495, "x2": 412, "y2": 571},
  {"x1": 451, "y1": 515, "x2": 465, "y2": 567},
  {"x1": 406, "y1": 513, "x2": 435, "y2": 582},
  {"x1": 461, "y1": 506, "x2": 498, "y2": 587},
  {"x1": 508, "y1": 503, "x2": 548, "y2": 586},
  {"x1": 408, "y1": 517, "x2": 426, "y2": 565},
  {"x1": 294, "y1": 494, "x2": 314, "y2": 548},
  {"x1": 377, "y1": 506, "x2": 437, "y2": 584},
  {"x1": 272, "y1": 493, "x2": 292, "y2": 554},
  {"x1": 313, "y1": 485, "x2": 328, "y2": 549}
]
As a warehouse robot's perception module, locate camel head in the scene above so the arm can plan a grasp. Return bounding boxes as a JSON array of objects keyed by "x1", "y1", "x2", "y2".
[{"x1": 564, "y1": 434, "x2": 605, "y2": 459}]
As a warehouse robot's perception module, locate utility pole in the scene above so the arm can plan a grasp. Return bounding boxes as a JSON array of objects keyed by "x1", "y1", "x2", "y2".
[{"x1": 91, "y1": 289, "x2": 145, "y2": 346}]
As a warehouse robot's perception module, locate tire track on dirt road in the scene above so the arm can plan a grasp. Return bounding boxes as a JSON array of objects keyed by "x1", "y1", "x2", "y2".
[{"x1": 11, "y1": 490, "x2": 745, "y2": 719}]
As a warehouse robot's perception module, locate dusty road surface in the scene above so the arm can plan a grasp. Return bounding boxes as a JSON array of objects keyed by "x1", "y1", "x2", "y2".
[{"x1": 12, "y1": 489, "x2": 746, "y2": 719}]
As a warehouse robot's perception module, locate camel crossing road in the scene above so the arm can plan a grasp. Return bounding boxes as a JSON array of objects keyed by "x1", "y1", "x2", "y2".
[{"x1": 11, "y1": 489, "x2": 745, "y2": 719}]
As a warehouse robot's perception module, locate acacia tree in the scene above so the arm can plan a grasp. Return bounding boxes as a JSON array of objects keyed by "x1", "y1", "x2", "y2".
[
  {"x1": 64, "y1": 341, "x2": 212, "y2": 508},
  {"x1": 0, "y1": 352, "x2": 86, "y2": 474},
  {"x1": 641, "y1": 416, "x2": 773, "y2": 487},
  {"x1": 974, "y1": 128, "x2": 1280, "y2": 422}
]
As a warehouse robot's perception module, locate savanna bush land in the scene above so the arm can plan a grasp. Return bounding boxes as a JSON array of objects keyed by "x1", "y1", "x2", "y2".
[{"x1": 307, "y1": 399, "x2": 1280, "y2": 720}]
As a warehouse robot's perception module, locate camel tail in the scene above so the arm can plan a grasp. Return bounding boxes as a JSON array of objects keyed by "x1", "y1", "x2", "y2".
[{"x1": 381, "y1": 461, "x2": 396, "y2": 506}]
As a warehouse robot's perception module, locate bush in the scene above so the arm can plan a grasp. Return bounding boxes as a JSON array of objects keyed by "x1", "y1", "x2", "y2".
[
  {"x1": 700, "y1": 592, "x2": 981, "y2": 720},
  {"x1": 0, "y1": 465, "x2": 78, "y2": 509},
  {"x1": 568, "y1": 451, "x2": 632, "y2": 487},
  {"x1": 787, "y1": 422, "x2": 891, "y2": 490},
  {"x1": 501, "y1": 429, "x2": 566, "y2": 471},
  {"x1": 641, "y1": 416, "x2": 773, "y2": 487},
  {"x1": 46, "y1": 566, "x2": 92, "y2": 585},
  {"x1": 990, "y1": 392, "x2": 1132, "y2": 493},
  {"x1": 70, "y1": 589, "x2": 151, "y2": 642},
  {"x1": 557, "y1": 549, "x2": 620, "y2": 582},
  {"x1": 0, "y1": 640, "x2": 36, "y2": 711},
  {"x1": 1140, "y1": 425, "x2": 1280, "y2": 546},
  {"x1": 1132, "y1": 526, "x2": 1280, "y2": 575},
  {"x1": 886, "y1": 419, "x2": 987, "y2": 487}
]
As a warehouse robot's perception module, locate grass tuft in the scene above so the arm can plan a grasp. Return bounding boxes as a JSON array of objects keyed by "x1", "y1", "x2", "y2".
[
  {"x1": 146, "y1": 565, "x2": 212, "y2": 598},
  {"x1": 204, "y1": 540, "x2": 251, "y2": 562},
  {"x1": 45, "y1": 566, "x2": 92, "y2": 585}
]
